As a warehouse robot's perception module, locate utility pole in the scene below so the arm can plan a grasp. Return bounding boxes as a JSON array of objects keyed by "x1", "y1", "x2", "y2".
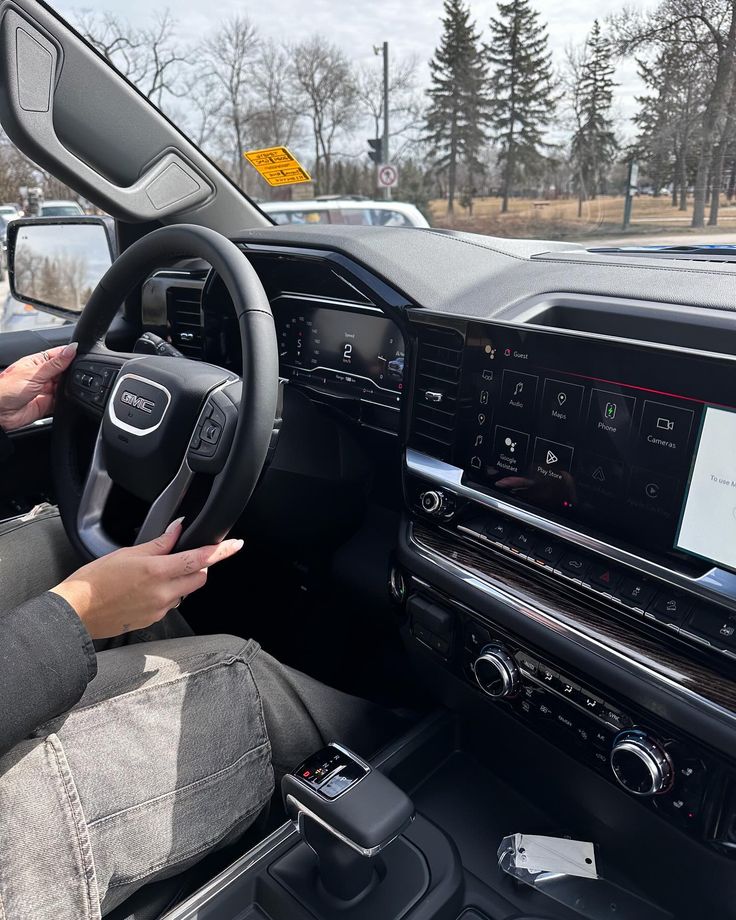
[
  {"x1": 374, "y1": 42, "x2": 391, "y2": 200},
  {"x1": 383, "y1": 41, "x2": 390, "y2": 201},
  {"x1": 622, "y1": 159, "x2": 639, "y2": 231}
]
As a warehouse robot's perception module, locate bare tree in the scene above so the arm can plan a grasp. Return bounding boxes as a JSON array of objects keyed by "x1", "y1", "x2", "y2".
[
  {"x1": 291, "y1": 37, "x2": 358, "y2": 195},
  {"x1": 249, "y1": 40, "x2": 301, "y2": 149},
  {"x1": 75, "y1": 8, "x2": 188, "y2": 111},
  {"x1": 201, "y1": 16, "x2": 259, "y2": 189},
  {"x1": 180, "y1": 68, "x2": 225, "y2": 150},
  {"x1": 355, "y1": 54, "x2": 423, "y2": 160}
]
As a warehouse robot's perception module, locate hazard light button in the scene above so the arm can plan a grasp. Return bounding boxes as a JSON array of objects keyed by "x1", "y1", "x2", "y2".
[{"x1": 586, "y1": 562, "x2": 622, "y2": 593}]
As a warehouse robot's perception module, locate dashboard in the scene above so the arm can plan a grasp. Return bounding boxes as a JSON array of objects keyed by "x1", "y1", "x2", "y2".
[
  {"x1": 153, "y1": 229, "x2": 736, "y2": 899},
  {"x1": 191, "y1": 249, "x2": 406, "y2": 433}
]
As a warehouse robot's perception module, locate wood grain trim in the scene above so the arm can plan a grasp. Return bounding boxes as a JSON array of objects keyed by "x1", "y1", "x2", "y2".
[{"x1": 412, "y1": 522, "x2": 736, "y2": 719}]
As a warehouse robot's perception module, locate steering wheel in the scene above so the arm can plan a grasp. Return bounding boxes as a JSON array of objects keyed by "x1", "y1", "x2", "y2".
[{"x1": 52, "y1": 224, "x2": 279, "y2": 560}]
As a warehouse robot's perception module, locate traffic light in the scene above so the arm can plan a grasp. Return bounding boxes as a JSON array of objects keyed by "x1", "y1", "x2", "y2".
[{"x1": 367, "y1": 137, "x2": 383, "y2": 164}]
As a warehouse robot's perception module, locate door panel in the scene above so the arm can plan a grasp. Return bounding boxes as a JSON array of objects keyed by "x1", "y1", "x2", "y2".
[
  {"x1": 0, "y1": 323, "x2": 74, "y2": 369},
  {"x1": 0, "y1": 324, "x2": 75, "y2": 517}
]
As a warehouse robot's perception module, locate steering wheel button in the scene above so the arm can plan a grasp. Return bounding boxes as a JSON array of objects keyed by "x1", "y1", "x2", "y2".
[{"x1": 201, "y1": 422, "x2": 221, "y2": 445}]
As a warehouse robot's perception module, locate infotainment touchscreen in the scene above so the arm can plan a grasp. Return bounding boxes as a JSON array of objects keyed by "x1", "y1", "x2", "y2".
[{"x1": 458, "y1": 322, "x2": 736, "y2": 573}]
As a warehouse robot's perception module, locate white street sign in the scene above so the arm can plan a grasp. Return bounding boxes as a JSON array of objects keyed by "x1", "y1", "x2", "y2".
[{"x1": 377, "y1": 163, "x2": 399, "y2": 188}]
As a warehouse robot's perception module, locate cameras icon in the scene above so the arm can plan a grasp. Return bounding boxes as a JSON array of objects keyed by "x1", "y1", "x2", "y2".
[{"x1": 656, "y1": 417, "x2": 675, "y2": 432}]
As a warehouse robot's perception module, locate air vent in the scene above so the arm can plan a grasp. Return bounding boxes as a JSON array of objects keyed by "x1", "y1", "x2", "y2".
[
  {"x1": 410, "y1": 325, "x2": 464, "y2": 461},
  {"x1": 167, "y1": 285, "x2": 204, "y2": 358}
]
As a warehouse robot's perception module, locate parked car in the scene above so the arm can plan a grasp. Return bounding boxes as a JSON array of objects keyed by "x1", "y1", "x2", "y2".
[
  {"x1": 0, "y1": 204, "x2": 22, "y2": 219},
  {"x1": 260, "y1": 197, "x2": 430, "y2": 228},
  {"x1": 39, "y1": 199, "x2": 85, "y2": 216}
]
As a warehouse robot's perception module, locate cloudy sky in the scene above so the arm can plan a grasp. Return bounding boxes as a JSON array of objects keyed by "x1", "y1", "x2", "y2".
[{"x1": 54, "y1": 0, "x2": 645, "y2": 137}]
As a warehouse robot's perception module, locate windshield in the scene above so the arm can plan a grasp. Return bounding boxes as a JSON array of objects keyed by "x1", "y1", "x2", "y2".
[{"x1": 15, "y1": 1, "x2": 736, "y2": 247}]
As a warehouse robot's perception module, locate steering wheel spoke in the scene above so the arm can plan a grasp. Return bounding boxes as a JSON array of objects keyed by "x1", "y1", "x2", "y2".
[
  {"x1": 76, "y1": 429, "x2": 117, "y2": 557},
  {"x1": 135, "y1": 458, "x2": 194, "y2": 545}
]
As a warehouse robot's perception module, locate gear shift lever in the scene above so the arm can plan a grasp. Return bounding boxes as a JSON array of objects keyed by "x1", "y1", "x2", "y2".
[{"x1": 282, "y1": 743, "x2": 415, "y2": 902}]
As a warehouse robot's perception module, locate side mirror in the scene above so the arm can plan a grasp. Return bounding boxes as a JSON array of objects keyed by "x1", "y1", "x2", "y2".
[{"x1": 7, "y1": 216, "x2": 116, "y2": 317}]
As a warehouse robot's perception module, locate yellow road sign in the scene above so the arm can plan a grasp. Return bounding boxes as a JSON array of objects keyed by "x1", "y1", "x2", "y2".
[{"x1": 243, "y1": 146, "x2": 311, "y2": 187}]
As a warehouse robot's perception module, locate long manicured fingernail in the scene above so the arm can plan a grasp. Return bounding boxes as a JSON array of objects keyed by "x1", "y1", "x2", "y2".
[
  {"x1": 62, "y1": 341, "x2": 79, "y2": 358},
  {"x1": 232, "y1": 539, "x2": 244, "y2": 551},
  {"x1": 165, "y1": 516, "x2": 185, "y2": 534}
]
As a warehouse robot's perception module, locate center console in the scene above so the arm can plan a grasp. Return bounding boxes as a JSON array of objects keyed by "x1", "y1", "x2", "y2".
[{"x1": 400, "y1": 312, "x2": 736, "y2": 868}]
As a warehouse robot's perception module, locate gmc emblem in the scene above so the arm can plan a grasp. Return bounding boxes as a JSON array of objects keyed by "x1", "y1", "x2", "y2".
[{"x1": 121, "y1": 391, "x2": 155, "y2": 414}]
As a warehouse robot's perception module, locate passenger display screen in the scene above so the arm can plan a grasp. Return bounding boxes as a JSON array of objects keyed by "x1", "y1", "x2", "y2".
[
  {"x1": 459, "y1": 322, "x2": 736, "y2": 572},
  {"x1": 274, "y1": 299, "x2": 404, "y2": 408},
  {"x1": 676, "y1": 407, "x2": 736, "y2": 570}
]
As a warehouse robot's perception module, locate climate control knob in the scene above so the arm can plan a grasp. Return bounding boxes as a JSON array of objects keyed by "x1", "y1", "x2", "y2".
[
  {"x1": 473, "y1": 644, "x2": 520, "y2": 699},
  {"x1": 419, "y1": 490, "x2": 445, "y2": 515},
  {"x1": 610, "y1": 730, "x2": 674, "y2": 796}
]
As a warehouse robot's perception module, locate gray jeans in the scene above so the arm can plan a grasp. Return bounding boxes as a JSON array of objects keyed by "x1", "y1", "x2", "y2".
[{"x1": 0, "y1": 510, "x2": 402, "y2": 919}]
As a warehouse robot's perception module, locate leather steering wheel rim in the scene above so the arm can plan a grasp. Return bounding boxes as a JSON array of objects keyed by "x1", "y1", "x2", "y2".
[{"x1": 53, "y1": 224, "x2": 279, "y2": 559}]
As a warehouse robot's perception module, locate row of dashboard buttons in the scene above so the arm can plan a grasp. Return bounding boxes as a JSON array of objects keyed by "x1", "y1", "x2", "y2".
[
  {"x1": 464, "y1": 620, "x2": 630, "y2": 732},
  {"x1": 459, "y1": 512, "x2": 736, "y2": 660},
  {"x1": 462, "y1": 619, "x2": 707, "y2": 830}
]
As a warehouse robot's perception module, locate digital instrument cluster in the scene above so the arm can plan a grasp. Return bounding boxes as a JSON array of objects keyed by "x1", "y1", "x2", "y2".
[
  {"x1": 273, "y1": 297, "x2": 405, "y2": 411},
  {"x1": 458, "y1": 321, "x2": 736, "y2": 573}
]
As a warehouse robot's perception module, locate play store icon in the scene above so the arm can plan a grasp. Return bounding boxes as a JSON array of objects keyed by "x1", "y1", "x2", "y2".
[{"x1": 546, "y1": 450, "x2": 558, "y2": 465}]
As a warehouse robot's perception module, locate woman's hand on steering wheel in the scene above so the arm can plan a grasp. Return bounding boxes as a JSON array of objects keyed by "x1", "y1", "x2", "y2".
[
  {"x1": 50, "y1": 518, "x2": 243, "y2": 639},
  {"x1": 0, "y1": 343, "x2": 78, "y2": 431}
]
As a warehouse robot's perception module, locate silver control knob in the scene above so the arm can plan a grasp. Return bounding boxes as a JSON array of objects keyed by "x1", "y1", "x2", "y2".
[
  {"x1": 473, "y1": 644, "x2": 520, "y2": 699},
  {"x1": 420, "y1": 490, "x2": 445, "y2": 515},
  {"x1": 610, "y1": 730, "x2": 674, "y2": 797}
]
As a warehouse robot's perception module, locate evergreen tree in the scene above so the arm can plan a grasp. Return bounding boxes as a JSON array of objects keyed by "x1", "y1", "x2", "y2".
[
  {"x1": 488, "y1": 0, "x2": 555, "y2": 212},
  {"x1": 425, "y1": 0, "x2": 490, "y2": 215},
  {"x1": 631, "y1": 33, "x2": 704, "y2": 211},
  {"x1": 570, "y1": 21, "x2": 618, "y2": 211}
]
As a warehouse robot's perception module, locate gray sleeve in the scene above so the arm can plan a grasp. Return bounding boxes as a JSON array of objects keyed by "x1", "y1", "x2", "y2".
[{"x1": 0, "y1": 591, "x2": 97, "y2": 756}]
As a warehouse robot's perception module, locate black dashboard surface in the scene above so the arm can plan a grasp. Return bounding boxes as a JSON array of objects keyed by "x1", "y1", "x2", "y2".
[{"x1": 232, "y1": 224, "x2": 736, "y2": 319}]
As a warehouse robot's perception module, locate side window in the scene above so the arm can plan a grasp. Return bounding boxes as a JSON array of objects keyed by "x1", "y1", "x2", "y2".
[
  {"x1": 373, "y1": 210, "x2": 411, "y2": 227},
  {"x1": 331, "y1": 209, "x2": 373, "y2": 225},
  {"x1": 286, "y1": 210, "x2": 329, "y2": 224},
  {"x1": 269, "y1": 212, "x2": 291, "y2": 225}
]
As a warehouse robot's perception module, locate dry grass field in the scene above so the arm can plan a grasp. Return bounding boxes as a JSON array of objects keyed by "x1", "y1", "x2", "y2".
[{"x1": 428, "y1": 194, "x2": 736, "y2": 243}]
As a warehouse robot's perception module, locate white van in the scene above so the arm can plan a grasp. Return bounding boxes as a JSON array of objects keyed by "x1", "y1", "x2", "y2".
[{"x1": 260, "y1": 197, "x2": 430, "y2": 228}]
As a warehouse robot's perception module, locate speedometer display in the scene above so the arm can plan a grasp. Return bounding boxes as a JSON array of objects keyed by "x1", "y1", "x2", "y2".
[{"x1": 275, "y1": 299, "x2": 405, "y2": 408}]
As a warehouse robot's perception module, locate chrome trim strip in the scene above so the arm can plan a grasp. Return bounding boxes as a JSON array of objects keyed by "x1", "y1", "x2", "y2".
[
  {"x1": 405, "y1": 448, "x2": 736, "y2": 610},
  {"x1": 286, "y1": 796, "x2": 410, "y2": 859},
  {"x1": 282, "y1": 362, "x2": 402, "y2": 395},
  {"x1": 408, "y1": 525, "x2": 736, "y2": 729},
  {"x1": 7, "y1": 416, "x2": 53, "y2": 435},
  {"x1": 108, "y1": 373, "x2": 172, "y2": 437},
  {"x1": 160, "y1": 821, "x2": 297, "y2": 920}
]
